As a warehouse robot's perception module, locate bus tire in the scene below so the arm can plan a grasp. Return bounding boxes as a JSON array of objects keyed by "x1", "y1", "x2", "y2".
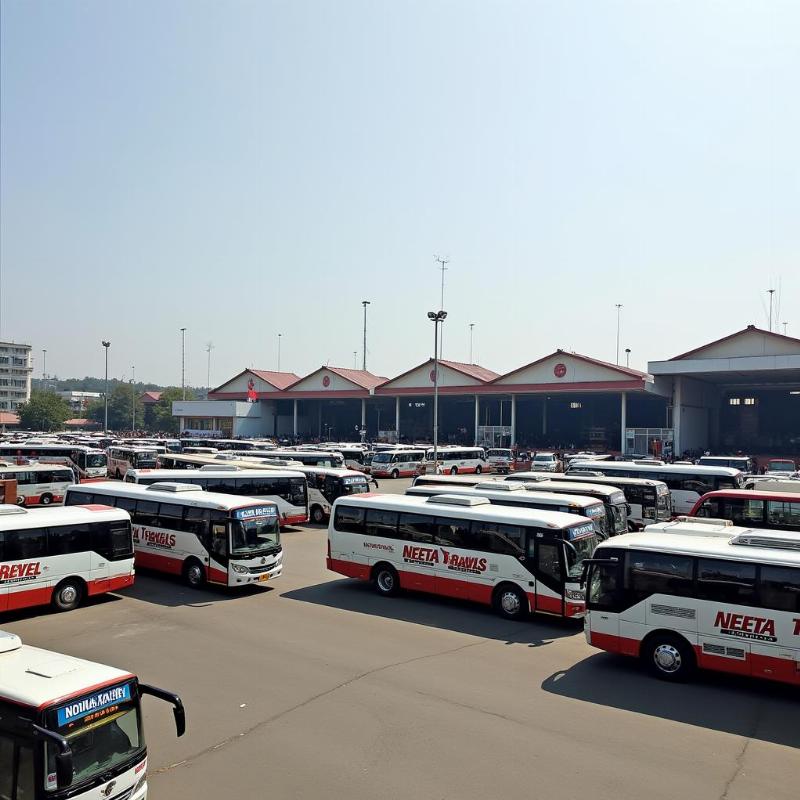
[
  {"x1": 40, "y1": 493, "x2": 53, "y2": 506},
  {"x1": 311, "y1": 505, "x2": 326, "y2": 524},
  {"x1": 52, "y1": 578, "x2": 84, "y2": 612},
  {"x1": 372, "y1": 563, "x2": 399, "y2": 596},
  {"x1": 475, "y1": 465, "x2": 482, "y2": 475},
  {"x1": 641, "y1": 632, "x2": 695, "y2": 682},
  {"x1": 450, "y1": 466, "x2": 458, "y2": 475},
  {"x1": 183, "y1": 559, "x2": 206, "y2": 589},
  {"x1": 391, "y1": 469, "x2": 399, "y2": 479},
  {"x1": 493, "y1": 583, "x2": 528, "y2": 621},
  {"x1": 16, "y1": 495, "x2": 25, "y2": 506}
]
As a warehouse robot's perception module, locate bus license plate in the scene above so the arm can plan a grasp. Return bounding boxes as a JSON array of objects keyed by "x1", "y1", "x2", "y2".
[{"x1": 258, "y1": 573, "x2": 270, "y2": 582}]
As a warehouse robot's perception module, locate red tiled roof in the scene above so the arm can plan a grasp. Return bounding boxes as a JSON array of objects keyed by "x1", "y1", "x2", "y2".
[
  {"x1": 0, "y1": 412, "x2": 19, "y2": 426},
  {"x1": 669, "y1": 325, "x2": 800, "y2": 360},
  {"x1": 324, "y1": 367, "x2": 388, "y2": 390},
  {"x1": 438, "y1": 360, "x2": 500, "y2": 382},
  {"x1": 248, "y1": 370, "x2": 301, "y2": 390},
  {"x1": 64, "y1": 418, "x2": 97, "y2": 427},
  {"x1": 140, "y1": 391, "x2": 162, "y2": 403},
  {"x1": 492, "y1": 350, "x2": 646, "y2": 383}
]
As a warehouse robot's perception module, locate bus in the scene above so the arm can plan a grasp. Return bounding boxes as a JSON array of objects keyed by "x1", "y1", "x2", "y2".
[
  {"x1": 422, "y1": 446, "x2": 488, "y2": 476},
  {"x1": 698, "y1": 455, "x2": 755, "y2": 474},
  {"x1": 0, "y1": 631, "x2": 184, "y2": 799},
  {"x1": 327, "y1": 493, "x2": 597, "y2": 620},
  {"x1": 413, "y1": 473, "x2": 630, "y2": 538},
  {"x1": 125, "y1": 466, "x2": 309, "y2": 526},
  {"x1": 485, "y1": 448, "x2": 514, "y2": 474},
  {"x1": 568, "y1": 460, "x2": 744, "y2": 515},
  {"x1": 406, "y1": 482, "x2": 607, "y2": 537},
  {"x1": 319, "y1": 444, "x2": 373, "y2": 472},
  {"x1": 583, "y1": 523, "x2": 800, "y2": 684},
  {"x1": 541, "y1": 473, "x2": 672, "y2": 529},
  {"x1": 65, "y1": 482, "x2": 283, "y2": 588},
  {"x1": 689, "y1": 489, "x2": 800, "y2": 532},
  {"x1": 0, "y1": 464, "x2": 75, "y2": 506},
  {"x1": 370, "y1": 448, "x2": 426, "y2": 479},
  {"x1": 229, "y1": 449, "x2": 344, "y2": 468},
  {"x1": 0, "y1": 444, "x2": 107, "y2": 479},
  {"x1": 106, "y1": 446, "x2": 160, "y2": 479},
  {"x1": 300, "y1": 467, "x2": 371, "y2": 523},
  {"x1": 0, "y1": 505, "x2": 134, "y2": 612}
]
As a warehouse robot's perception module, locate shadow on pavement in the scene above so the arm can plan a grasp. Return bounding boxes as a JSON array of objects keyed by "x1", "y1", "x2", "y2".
[
  {"x1": 0, "y1": 592, "x2": 123, "y2": 623},
  {"x1": 542, "y1": 651, "x2": 800, "y2": 748},
  {"x1": 117, "y1": 570, "x2": 275, "y2": 608},
  {"x1": 282, "y1": 578, "x2": 579, "y2": 646}
]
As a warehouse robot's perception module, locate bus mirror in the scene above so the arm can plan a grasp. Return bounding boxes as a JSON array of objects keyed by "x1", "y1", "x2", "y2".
[
  {"x1": 139, "y1": 683, "x2": 186, "y2": 738},
  {"x1": 173, "y1": 702, "x2": 186, "y2": 737},
  {"x1": 55, "y1": 751, "x2": 74, "y2": 789}
]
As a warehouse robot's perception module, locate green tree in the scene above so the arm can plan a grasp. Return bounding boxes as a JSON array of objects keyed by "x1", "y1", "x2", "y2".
[
  {"x1": 17, "y1": 390, "x2": 72, "y2": 431},
  {"x1": 86, "y1": 385, "x2": 145, "y2": 431},
  {"x1": 146, "y1": 387, "x2": 195, "y2": 433}
]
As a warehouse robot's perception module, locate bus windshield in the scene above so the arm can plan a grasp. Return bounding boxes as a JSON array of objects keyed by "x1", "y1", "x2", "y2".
[
  {"x1": 565, "y1": 531, "x2": 597, "y2": 580},
  {"x1": 371, "y1": 453, "x2": 392, "y2": 464},
  {"x1": 609, "y1": 503, "x2": 628, "y2": 534},
  {"x1": 230, "y1": 510, "x2": 280, "y2": 557},
  {"x1": 340, "y1": 476, "x2": 369, "y2": 495},
  {"x1": 86, "y1": 453, "x2": 107, "y2": 468},
  {"x1": 48, "y1": 704, "x2": 142, "y2": 788}
]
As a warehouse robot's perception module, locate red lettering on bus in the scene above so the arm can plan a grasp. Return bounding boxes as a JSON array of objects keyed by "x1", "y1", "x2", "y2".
[
  {"x1": 0, "y1": 562, "x2": 41, "y2": 580},
  {"x1": 714, "y1": 611, "x2": 775, "y2": 636}
]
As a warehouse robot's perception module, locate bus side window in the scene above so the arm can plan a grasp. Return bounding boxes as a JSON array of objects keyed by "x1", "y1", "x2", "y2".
[
  {"x1": 626, "y1": 551, "x2": 693, "y2": 603},
  {"x1": 65, "y1": 490, "x2": 94, "y2": 506},
  {"x1": 334, "y1": 506, "x2": 364, "y2": 533},
  {"x1": 760, "y1": 566, "x2": 800, "y2": 612},
  {"x1": 48, "y1": 524, "x2": 89, "y2": 556},
  {"x1": 767, "y1": 501, "x2": 800, "y2": 531},
  {"x1": 435, "y1": 517, "x2": 470, "y2": 547},
  {"x1": 5, "y1": 529, "x2": 47, "y2": 561}
]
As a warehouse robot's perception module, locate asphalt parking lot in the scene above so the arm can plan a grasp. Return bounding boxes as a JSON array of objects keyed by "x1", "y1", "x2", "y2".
[{"x1": 4, "y1": 477, "x2": 800, "y2": 799}]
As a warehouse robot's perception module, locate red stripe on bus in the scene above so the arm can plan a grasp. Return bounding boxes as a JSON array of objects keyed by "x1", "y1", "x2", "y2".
[{"x1": 134, "y1": 550, "x2": 184, "y2": 576}]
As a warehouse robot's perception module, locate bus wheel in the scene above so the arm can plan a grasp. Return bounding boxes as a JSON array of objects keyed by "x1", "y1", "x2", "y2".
[
  {"x1": 450, "y1": 466, "x2": 458, "y2": 475},
  {"x1": 493, "y1": 584, "x2": 527, "y2": 620},
  {"x1": 475, "y1": 465, "x2": 482, "y2": 475},
  {"x1": 311, "y1": 505, "x2": 326, "y2": 524},
  {"x1": 183, "y1": 559, "x2": 206, "y2": 589},
  {"x1": 642, "y1": 633, "x2": 695, "y2": 682},
  {"x1": 373, "y1": 564, "x2": 399, "y2": 596},
  {"x1": 52, "y1": 579, "x2": 84, "y2": 612},
  {"x1": 16, "y1": 495, "x2": 25, "y2": 506},
  {"x1": 40, "y1": 493, "x2": 53, "y2": 506}
]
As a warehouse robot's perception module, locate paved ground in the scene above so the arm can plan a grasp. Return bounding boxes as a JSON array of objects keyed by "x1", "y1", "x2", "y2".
[{"x1": 4, "y1": 478, "x2": 799, "y2": 799}]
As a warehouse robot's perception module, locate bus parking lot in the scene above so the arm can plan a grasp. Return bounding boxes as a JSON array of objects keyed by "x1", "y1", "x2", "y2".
[{"x1": 4, "y1": 488, "x2": 799, "y2": 800}]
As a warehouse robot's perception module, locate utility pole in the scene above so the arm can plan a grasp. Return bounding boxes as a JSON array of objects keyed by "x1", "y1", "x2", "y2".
[
  {"x1": 625, "y1": 348, "x2": 631, "y2": 368},
  {"x1": 353, "y1": 351, "x2": 358, "y2": 369},
  {"x1": 428, "y1": 310, "x2": 447, "y2": 468},
  {"x1": 206, "y1": 342, "x2": 214, "y2": 392},
  {"x1": 615, "y1": 304, "x2": 623, "y2": 365},
  {"x1": 361, "y1": 301, "x2": 370, "y2": 371},
  {"x1": 180, "y1": 328, "x2": 187, "y2": 400},
  {"x1": 42, "y1": 349, "x2": 47, "y2": 389},
  {"x1": 277, "y1": 333, "x2": 282, "y2": 372},
  {"x1": 102, "y1": 341, "x2": 110, "y2": 433},
  {"x1": 469, "y1": 323, "x2": 475, "y2": 364},
  {"x1": 131, "y1": 366, "x2": 136, "y2": 431},
  {"x1": 434, "y1": 256, "x2": 449, "y2": 359},
  {"x1": 783, "y1": 322, "x2": 789, "y2": 336},
  {"x1": 768, "y1": 289, "x2": 775, "y2": 332}
]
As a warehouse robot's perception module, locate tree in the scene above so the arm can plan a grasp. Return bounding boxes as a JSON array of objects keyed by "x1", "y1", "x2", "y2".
[
  {"x1": 17, "y1": 390, "x2": 72, "y2": 431},
  {"x1": 146, "y1": 387, "x2": 195, "y2": 433},
  {"x1": 86, "y1": 385, "x2": 145, "y2": 431}
]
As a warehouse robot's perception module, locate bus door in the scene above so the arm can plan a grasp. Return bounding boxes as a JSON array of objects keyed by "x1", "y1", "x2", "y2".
[
  {"x1": 584, "y1": 557, "x2": 623, "y2": 650},
  {"x1": 526, "y1": 531, "x2": 566, "y2": 615}
]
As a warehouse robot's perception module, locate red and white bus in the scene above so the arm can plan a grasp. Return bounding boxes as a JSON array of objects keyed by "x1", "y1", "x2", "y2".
[
  {"x1": 584, "y1": 523, "x2": 800, "y2": 684},
  {"x1": 327, "y1": 493, "x2": 597, "y2": 620},
  {"x1": 0, "y1": 631, "x2": 184, "y2": 799},
  {"x1": 0, "y1": 504, "x2": 134, "y2": 613},
  {"x1": 0, "y1": 443, "x2": 108, "y2": 480},
  {"x1": 689, "y1": 489, "x2": 800, "y2": 532},
  {"x1": 0, "y1": 464, "x2": 75, "y2": 506},
  {"x1": 65, "y1": 481, "x2": 282, "y2": 589},
  {"x1": 423, "y1": 446, "x2": 488, "y2": 476},
  {"x1": 370, "y1": 448, "x2": 426, "y2": 478}
]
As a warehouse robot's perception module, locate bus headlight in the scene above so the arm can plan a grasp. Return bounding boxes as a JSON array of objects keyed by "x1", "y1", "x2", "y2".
[
  {"x1": 231, "y1": 563, "x2": 249, "y2": 574},
  {"x1": 565, "y1": 589, "x2": 585, "y2": 601}
]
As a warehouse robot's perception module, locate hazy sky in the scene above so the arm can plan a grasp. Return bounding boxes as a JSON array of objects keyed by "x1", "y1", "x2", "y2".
[{"x1": 1, "y1": 1, "x2": 797, "y2": 387}]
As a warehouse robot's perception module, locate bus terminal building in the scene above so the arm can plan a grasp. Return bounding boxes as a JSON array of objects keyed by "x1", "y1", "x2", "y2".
[{"x1": 173, "y1": 326, "x2": 800, "y2": 459}]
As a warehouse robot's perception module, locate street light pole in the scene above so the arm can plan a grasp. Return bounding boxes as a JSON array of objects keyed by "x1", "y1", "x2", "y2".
[
  {"x1": 102, "y1": 341, "x2": 110, "y2": 433},
  {"x1": 131, "y1": 366, "x2": 136, "y2": 432},
  {"x1": 625, "y1": 348, "x2": 631, "y2": 368},
  {"x1": 277, "y1": 333, "x2": 282, "y2": 372},
  {"x1": 42, "y1": 349, "x2": 47, "y2": 389},
  {"x1": 180, "y1": 328, "x2": 187, "y2": 400},
  {"x1": 615, "y1": 304, "x2": 623, "y2": 365},
  {"x1": 469, "y1": 323, "x2": 474, "y2": 364},
  {"x1": 361, "y1": 301, "x2": 370, "y2": 371},
  {"x1": 428, "y1": 310, "x2": 448, "y2": 469}
]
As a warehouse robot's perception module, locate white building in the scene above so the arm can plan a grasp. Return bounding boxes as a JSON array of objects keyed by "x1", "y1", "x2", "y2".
[
  {"x1": 57, "y1": 390, "x2": 103, "y2": 413},
  {"x1": 0, "y1": 341, "x2": 33, "y2": 412}
]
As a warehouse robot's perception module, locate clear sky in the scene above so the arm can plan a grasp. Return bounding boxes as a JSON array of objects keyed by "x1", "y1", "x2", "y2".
[{"x1": 1, "y1": 1, "x2": 797, "y2": 387}]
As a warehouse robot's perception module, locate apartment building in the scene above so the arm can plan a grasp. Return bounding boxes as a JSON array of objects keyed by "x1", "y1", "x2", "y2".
[{"x1": 0, "y1": 341, "x2": 33, "y2": 411}]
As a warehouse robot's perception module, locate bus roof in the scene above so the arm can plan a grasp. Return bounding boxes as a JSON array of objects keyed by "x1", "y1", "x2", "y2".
[
  {"x1": 570, "y1": 461, "x2": 742, "y2": 477},
  {"x1": 335, "y1": 492, "x2": 590, "y2": 529},
  {"x1": 503, "y1": 474, "x2": 626, "y2": 501},
  {"x1": 695, "y1": 488, "x2": 800, "y2": 501},
  {"x1": 596, "y1": 527, "x2": 800, "y2": 567},
  {"x1": 407, "y1": 483, "x2": 604, "y2": 510},
  {"x1": 127, "y1": 467, "x2": 306, "y2": 480},
  {"x1": 0, "y1": 463, "x2": 74, "y2": 473},
  {"x1": 67, "y1": 481, "x2": 278, "y2": 512},
  {"x1": 0, "y1": 631, "x2": 133, "y2": 710},
  {"x1": 544, "y1": 473, "x2": 667, "y2": 489},
  {"x1": 0, "y1": 504, "x2": 128, "y2": 531}
]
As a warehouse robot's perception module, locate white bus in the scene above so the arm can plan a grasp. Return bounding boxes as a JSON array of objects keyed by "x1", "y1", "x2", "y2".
[
  {"x1": 0, "y1": 464, "x2": 75, "y2": 506},
  {"x1": 406, "y1": 482, "x2": 607, "y2": 537},
  {"x1": 230, "y1": 449, "x2": 345, "y2": 468},
  {"x1": 0, "y1": 631, "x2": 184, "y2": 799},
  {"x1": 319, "y1": 444, "x2": 373, "y2": 472},
  {"x1": 543, "y1": 473, "x2": 672, "y2": 530},
  {"x1": 65, "y1": 482, "x2": 283, "y2": 589},
  {"x1": 107, "y1": 446, "x2": 160, "y2": 479},
  {"x1": 370, "y1": 448, "x2": 426, "y2": 479},
  {"x1": 0, "y1": 504, "x2": 134, "y2": 613},
  {"x1": 327, "y1": 493, "x2": 597, "y2": 620},
  {"x1": 584, "y1": 523, "x2": 800, "y2": 684},
  {"x1": 485, "y1": 448, "x2": 514, "y2": 474},
  {"x1": 0, "y1": 443, "x2": 107, "y2": 479},
  {"x1": 568, "y1": 460, "x2": 744, "y2": 515},
  {"x1": 125, "y1": 466, "x2": 309, "y2": 526},
  {"x1": 698, "y1": 455, "x2": 755, "y2": 474},
  {"x1": 301, "y1": 467, "x2": 371, "y2": 523},
  {"x1": 423, "y1": 446, "x2": 488, "y2": 476}
]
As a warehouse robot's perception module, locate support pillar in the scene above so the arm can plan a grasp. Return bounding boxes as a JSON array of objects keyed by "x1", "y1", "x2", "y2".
[
  {"x1": 292, "y1": 399, "x2": 298, "y2": 437},
  {"x1": 318, "y1": 403, "x2": 322, "y2": 438},
  {"x1": 361, "y1": 398, "x2": 366, "y2": 439},
  {"x1": 620, "y1": 392, "x2": 627, "y2": 455},
  {"x1": 673, "y1": 377, "x2": 682, "y2": 457},
  {"x1": 542, "y1": 398, "x2": 548, "y2": 438},
  {"x1": 474, "y1": 395, "x2": 480, "y2": 445},
  {"x1": 510, "y1": 395, "x2": 517, "y2": 447},
  {"x1": 395, "y1": 396, "x2": 400, "y2": 441}
]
